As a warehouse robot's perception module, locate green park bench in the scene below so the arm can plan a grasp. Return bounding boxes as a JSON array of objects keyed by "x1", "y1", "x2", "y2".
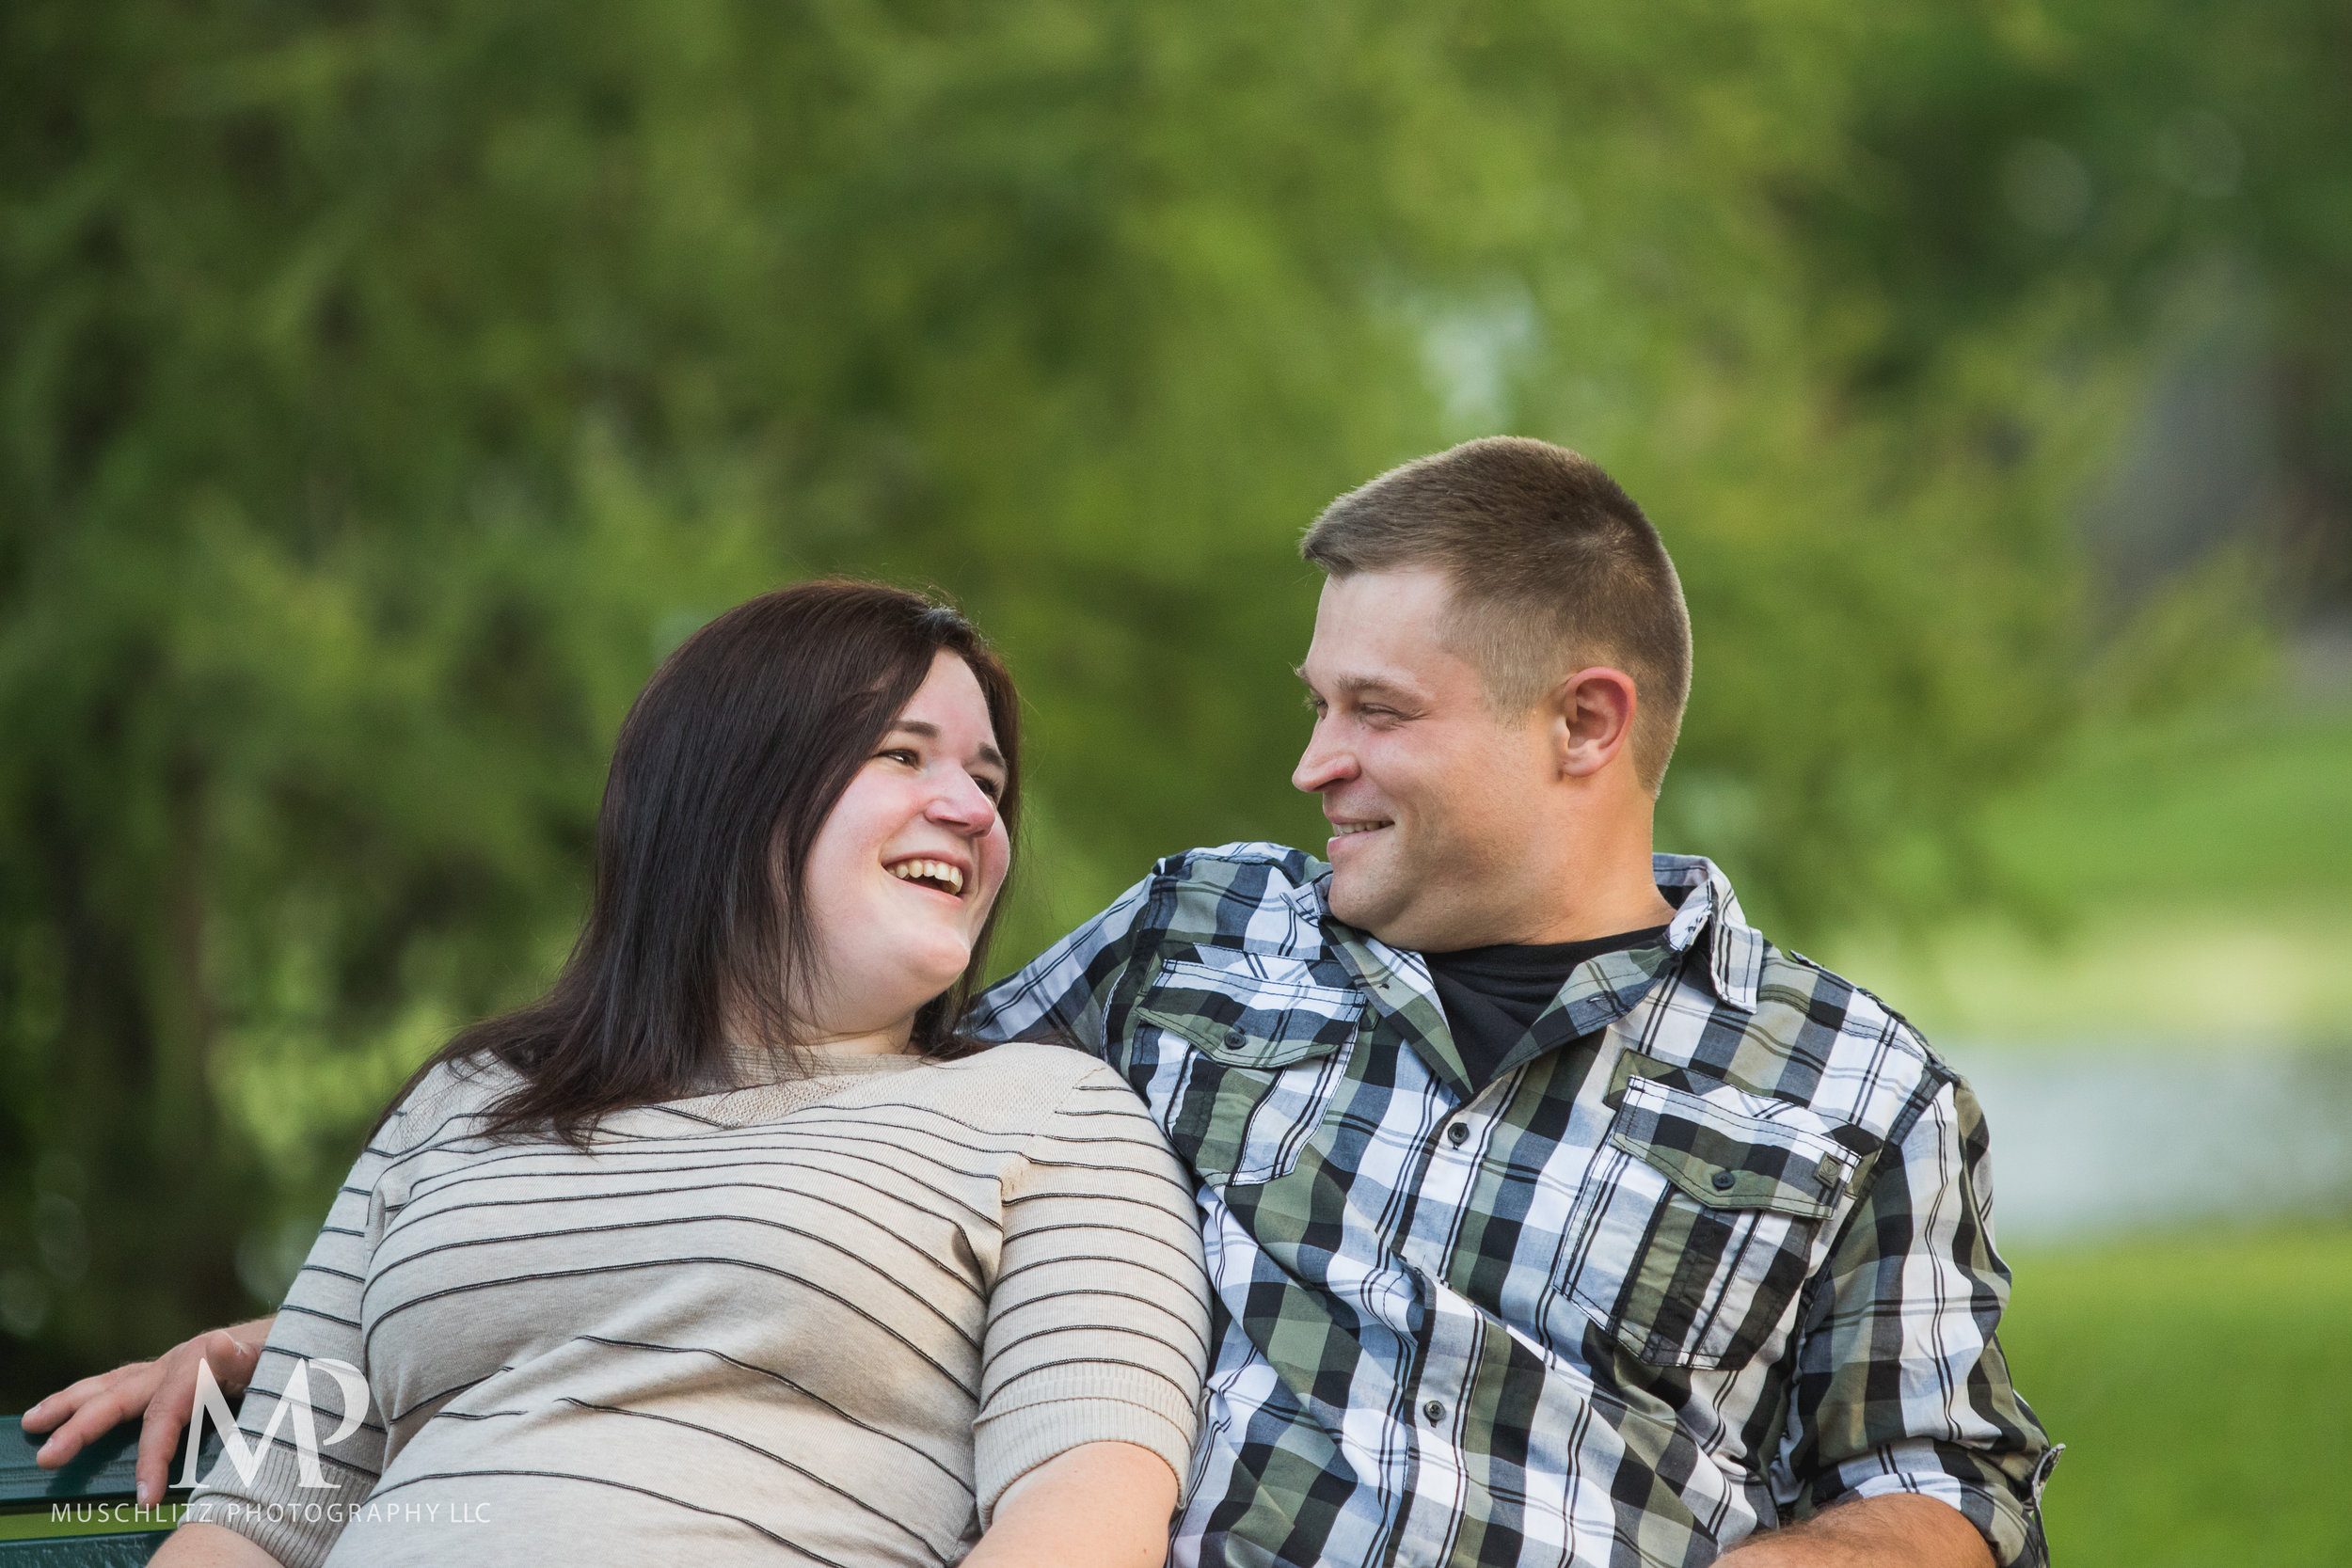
[{"x1": 1, "y1": 1418, "x2": 221, "y2": 1566}]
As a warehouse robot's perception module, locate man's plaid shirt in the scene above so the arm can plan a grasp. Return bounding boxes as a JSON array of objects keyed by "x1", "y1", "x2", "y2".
[{"x1": 965, "y1": 845, "x2": 2056, "y2": 1568}]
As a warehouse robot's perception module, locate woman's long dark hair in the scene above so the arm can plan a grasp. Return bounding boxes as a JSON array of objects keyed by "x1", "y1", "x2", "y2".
[{"x1": 377, "y1": 579, "x2": 1022, "y2": 1145}]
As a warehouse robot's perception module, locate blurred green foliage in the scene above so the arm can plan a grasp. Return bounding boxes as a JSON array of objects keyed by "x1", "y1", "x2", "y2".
[{"x1": 2, "y1": 0, "x2": 2344, "y2": 1399}]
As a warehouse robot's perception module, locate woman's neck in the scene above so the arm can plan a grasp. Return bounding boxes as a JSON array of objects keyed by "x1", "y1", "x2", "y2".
[
  {"x1": 723, "y1": 985, "x2": 924, "y2": 1058},
  {"x1": 797, "y1": 1021, "x2": 916, "y2": 1057}
]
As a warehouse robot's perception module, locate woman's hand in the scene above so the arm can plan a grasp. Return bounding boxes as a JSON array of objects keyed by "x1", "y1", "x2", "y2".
[
  {"x1": 963, "y1": 1440, "x2": 1179, "y2": 1568},
  {"x1": 20, "y1": 1316, "x2": 277, "y2": 1506}
]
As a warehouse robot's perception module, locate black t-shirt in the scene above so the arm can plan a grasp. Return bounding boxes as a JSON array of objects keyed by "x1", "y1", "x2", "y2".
[{"x1": 1424, "y1": 924, "x2": 1669, "y2": 1097}]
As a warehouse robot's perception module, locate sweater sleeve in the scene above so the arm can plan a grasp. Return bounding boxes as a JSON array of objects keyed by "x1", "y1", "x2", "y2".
[
  {"x1": 972, "y1": 1059, "x2": 1211, "y2": 1526},
  {"x1": 186, "y1": 1069, "x2": 465, "y2": 1567}
]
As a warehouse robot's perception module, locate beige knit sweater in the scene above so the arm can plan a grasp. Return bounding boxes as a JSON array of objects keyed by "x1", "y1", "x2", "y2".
[{"x1": 188, "y1": 1041, "x2": 1210, "y2": 1567}]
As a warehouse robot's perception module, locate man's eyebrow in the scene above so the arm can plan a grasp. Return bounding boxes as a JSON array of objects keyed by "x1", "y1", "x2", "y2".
[
  {"x1": 1293, "y1": 667, "x2": 1420, "y2": 701},
  {"x1": 888, "y1": 720, "x2": 1005, "y2": 771}
]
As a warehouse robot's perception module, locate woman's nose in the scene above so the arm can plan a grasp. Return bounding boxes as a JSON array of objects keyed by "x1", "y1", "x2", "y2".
[{"x1": 927, "y1": 774, "x2": 998, "y2": 836}]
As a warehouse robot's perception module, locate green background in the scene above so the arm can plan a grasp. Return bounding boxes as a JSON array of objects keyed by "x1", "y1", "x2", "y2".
[{"x1": 5, "y1": 1, "x2": 2347, "y2": 1561}]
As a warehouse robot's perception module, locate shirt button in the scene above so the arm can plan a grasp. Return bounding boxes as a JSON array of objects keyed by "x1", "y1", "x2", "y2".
[
  {"x1": 1224, "y1": 1025, "x2": 1247, "y2": 1050},
  {"x1": 1422, "y1": 1399, "x2": 1446, "y2": 1423},
  {"x1": 1446, "y1": 1121, "x2": 1470, "y2": 1147},
  {"x1": 1711, "y1": 1169, "x2": 1737, "y2": 1191}
]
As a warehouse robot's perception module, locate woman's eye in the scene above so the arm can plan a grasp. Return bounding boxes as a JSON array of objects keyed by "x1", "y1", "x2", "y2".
[
  {"x1": 879, "y1": 747, "x2": 920, "y2": 767},
  {"x1": 976, "y1": 777, "x2": 1002, "y2": 800}
]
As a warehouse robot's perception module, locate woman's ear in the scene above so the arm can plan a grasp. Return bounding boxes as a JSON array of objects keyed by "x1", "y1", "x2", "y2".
[{"x1": 1549, "y1": 666, "x2": 1640, "y2": 779}]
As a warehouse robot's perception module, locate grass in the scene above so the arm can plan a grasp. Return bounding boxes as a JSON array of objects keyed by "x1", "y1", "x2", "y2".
[
  {"x1": 1967, "y1": 703, "x2": 2352, "y2": 1560},
  {"x1": 2002, "y1": 1223, "x2": 2352, "y2": 1566},
  {"x1": 1980, "y1": 702, "x2": 2352, "y2": 909}
]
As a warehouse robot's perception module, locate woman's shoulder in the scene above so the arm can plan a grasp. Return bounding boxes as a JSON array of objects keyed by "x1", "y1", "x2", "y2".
[
  {"x1": 934, "y1": 1037, "x2": 1118, "y2": 1088},
  {"x1": 900, "y1": 1039, "x2": 1144, "y2": 1128},
  {"x1": 372, "y1": 1053, "x2": 526, "y2": 1156}
]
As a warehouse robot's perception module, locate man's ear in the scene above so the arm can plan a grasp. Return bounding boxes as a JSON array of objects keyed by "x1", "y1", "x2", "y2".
[{"x1": 1549, "y1": 667, "x2": 1640, "y2": 779}]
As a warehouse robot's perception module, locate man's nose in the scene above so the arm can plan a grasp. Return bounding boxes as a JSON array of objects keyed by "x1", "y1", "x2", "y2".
[{"x1": 1291, "y1": 721, "x2": 1356, "y2": 795}]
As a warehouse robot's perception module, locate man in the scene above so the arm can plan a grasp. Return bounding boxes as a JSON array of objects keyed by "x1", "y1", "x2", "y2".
[{"x1": 30, "y1": 438, "x2": 2054, "y2": 1565}]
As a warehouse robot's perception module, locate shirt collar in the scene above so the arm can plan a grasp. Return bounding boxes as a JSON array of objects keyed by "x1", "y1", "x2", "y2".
[
  {"x1": 1652, "y1": 852, "x2": 1763, "y2": 1012},
  {"x1": 1301, "y1": 851, "x2": 1764, "y2": 1017}
]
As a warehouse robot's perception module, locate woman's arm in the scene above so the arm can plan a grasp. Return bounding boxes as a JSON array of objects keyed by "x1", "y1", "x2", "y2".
[
  {"x1": 151, "y1": 1522, "x2": 288, "y2": 1568},
  {"x1": 961, "y1": 1441, "x2": 1178, "y2": 1568},
  {"x1": 23, "y1": 1318, "x2": 278, "y2": 1504},
  {"x1": 973, "y1": 1062, "x2": 1210, "y2": 1535}
]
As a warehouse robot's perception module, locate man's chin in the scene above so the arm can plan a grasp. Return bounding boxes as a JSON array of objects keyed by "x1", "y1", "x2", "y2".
[
  {"x1": 1329, "y1": 868, "x2": 1470, "y2": 951},
  {"x1": 1325, "y1": 867, "x2": 1397, "y2": 936}
]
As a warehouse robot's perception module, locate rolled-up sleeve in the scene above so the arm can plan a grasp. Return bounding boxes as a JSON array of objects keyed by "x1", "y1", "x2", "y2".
[{"x1": 1772, "y1": 1069, "x2": 2059, "y2": 1566}]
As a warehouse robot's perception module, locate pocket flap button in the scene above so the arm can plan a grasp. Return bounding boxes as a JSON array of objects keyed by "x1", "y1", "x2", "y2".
[
  {"x1": 1225, "y1": 1025, "x2": 1247, "y2": 1050},
  {"x1": 1710, "y1": 1169, "x2": 1737, "y2": 1191}
]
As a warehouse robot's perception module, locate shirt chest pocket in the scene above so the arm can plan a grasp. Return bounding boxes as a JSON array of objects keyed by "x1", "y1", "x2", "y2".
[
  {"x1": 1134, "y1": 958, "x2": 1362, "y2": 1187},
  {"x1": 1556, "y1": 1072, "x2": 1862, "y2": 1372}
]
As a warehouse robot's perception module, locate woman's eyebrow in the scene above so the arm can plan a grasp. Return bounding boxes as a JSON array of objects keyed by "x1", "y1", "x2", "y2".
[{"x1": 888, "y1": 720, "x2": 1005, "y2": 771}]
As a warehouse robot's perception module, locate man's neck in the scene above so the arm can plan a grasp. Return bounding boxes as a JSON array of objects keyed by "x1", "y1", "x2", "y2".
[
  {"x1": 1392, "y1": 848, "x2": 1678, "y2": 953},
  {"x1": 1502, "y1": 770, "x2": 1679, "y2": 945},
  {"x1": 1511, "y1": 879, "x2": 1678, "y2": 947},
  {"x1": 1503, "y1": 800, "x2": 1677, "y2": 945}
]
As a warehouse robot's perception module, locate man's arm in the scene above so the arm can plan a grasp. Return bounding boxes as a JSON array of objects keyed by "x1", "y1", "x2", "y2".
[
  {"x1": 963, "y1": 870, "x2": 1156, "y2": 1052},
  {"x1": 1715, "y1": 1494, "x2": 1993, "y2": 1567},
  {"x1": 1764, "y1": 1066, "x2": 2056, "y2": 1566},
  {"x1": 23, "y1": 1318, "x2": 277, "y2": 1505}
]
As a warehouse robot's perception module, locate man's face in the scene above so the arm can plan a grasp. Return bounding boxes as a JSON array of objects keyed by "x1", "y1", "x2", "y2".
[{"x1": 1292, "y1": 569, "x2": 1559, "y2": 951}]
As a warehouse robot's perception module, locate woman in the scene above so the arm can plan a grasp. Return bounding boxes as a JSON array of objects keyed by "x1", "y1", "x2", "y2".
[{"x1": 42, "y1": 580, "x2": 1210, "y2": 1567}]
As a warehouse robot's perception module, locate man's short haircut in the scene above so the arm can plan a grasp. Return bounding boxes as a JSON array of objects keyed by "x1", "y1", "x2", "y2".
[{"x1": 1299, "y1": 436, "x2": 1692, "y2": 794}]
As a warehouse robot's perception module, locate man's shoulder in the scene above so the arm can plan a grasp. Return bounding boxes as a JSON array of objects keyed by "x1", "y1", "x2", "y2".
[
  {"x1": 1676, "y1": 938, "x2": 1954, "y2": 1142},
  {"x1": 1754, "y1": 943, "x2": 1937, "y2": 1056}
]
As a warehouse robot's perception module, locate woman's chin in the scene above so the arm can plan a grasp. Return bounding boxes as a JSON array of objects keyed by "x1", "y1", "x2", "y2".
[
  {"x1": 891, "y1": 946, "x2": 977, "y2": 1006},
  {"x1": 812, "y1": 929, "x2": 977, "y2": 1030}
]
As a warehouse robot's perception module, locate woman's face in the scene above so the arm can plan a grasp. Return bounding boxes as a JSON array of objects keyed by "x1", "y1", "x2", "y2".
[{"x1": 799, "y1": 650, "x2": 1012, "y2": 1043}]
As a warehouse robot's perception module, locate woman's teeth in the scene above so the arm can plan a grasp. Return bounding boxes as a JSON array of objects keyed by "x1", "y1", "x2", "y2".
[
  {"x1": 1330, "y1": 821, "x2": 1390, "y2": 836},
  {"x1": 889, "y1": 859, "x2": 964, "y2": 895}
]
